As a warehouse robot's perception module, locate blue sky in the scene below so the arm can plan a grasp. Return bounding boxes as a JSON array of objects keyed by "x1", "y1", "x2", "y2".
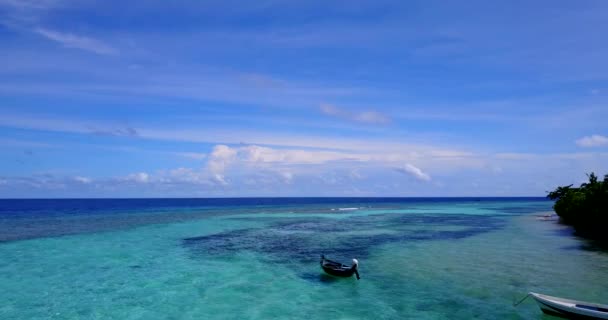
[{"x1": 1, "y1": 0, "x2": 607, "y2": 197}]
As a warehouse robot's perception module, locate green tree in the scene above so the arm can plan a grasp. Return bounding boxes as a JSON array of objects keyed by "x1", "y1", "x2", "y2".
[{"x1": 548, "y1": 173, "x2": 608, "y2": 243}]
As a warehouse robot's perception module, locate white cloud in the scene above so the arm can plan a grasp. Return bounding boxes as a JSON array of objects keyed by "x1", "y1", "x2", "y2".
[
  {"x1": 74, "y1": 176, "x2": 92, "y2": 184},
  {"x1": 576, "y1": 135, "x2": 608, "y2": 147},
  {"x1": 135, "y1": 144, "x2": 483, "y2": 190},
  {"x1": 206, "y1": 145, "x2": 238, "y2": 184},
  {"x1": 35, "y1": 28, "x2": 118, "y2": 55},
  {"x1": 237, "y1": 144, "x2": 361, "y2": 164},
  {"x1": 201, "y1": 144, "x2": 445, "y2": 188},
  {"x1": 211, "y1": 173, "x2": 228, "y2": 186},
  {"x1": 395, "y1": 163, "x2": 431, "y2": 182},
  {"x1": 0, "y1": 113, "x2": 478, "y2": 165},
  {"x1": 2, "y1": 148, "x2": 607, "y2": 197},
  {"x1": 208, "y1": 144, "x2": 360, "y2": 171},
  {"x1": 124, "y1": 172, "x2": 149, "y2": 183},
  {"x1": 159, "y1": 167, "x2": 208, "y2": 185},
  {"x1": 204, "y1": 144, "x2": 365, "y2": 186},
  {"x1": 320, "y1": 103, "x2": 390, "y2": 125}
]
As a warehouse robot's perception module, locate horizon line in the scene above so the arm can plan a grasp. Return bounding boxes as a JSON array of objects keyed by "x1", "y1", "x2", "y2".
[{"x1": 0, "y1": 196, "x2": 550, "y2": 200}]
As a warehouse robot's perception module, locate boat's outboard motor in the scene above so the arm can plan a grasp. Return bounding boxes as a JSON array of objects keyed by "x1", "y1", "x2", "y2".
[{"x1": 352, "y1": 259, "x2": 360, "y2": 280}]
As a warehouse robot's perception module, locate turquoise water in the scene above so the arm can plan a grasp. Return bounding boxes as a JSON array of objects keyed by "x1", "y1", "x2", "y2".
[{"x1": 1, "y1": 198, "x2": 607, "y2": 319}]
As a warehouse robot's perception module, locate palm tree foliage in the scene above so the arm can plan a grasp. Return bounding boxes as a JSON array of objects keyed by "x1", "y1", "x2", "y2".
[{"x1": 548, "y1": 173, "x2": 608, "y2": 242}]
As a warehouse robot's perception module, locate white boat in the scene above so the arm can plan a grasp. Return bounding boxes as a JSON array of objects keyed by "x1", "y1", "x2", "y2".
[{"x1": 530, "y1": 292, "x2": 608, "y2": 319}]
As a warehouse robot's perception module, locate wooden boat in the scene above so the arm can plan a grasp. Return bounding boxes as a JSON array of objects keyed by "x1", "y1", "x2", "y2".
[
  {"x1": 320, "y1": 255, "x2": 360, "y2": 280},
  {"x1": 530, "y1": 292, "x2": 608, "y2": 319}
]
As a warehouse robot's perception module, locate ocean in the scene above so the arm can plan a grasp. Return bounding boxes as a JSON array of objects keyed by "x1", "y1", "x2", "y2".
[{"x1": 1, "y1": 198, "x2": 606, "y2": 319}]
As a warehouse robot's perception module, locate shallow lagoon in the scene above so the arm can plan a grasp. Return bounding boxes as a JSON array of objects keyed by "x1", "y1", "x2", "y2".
[{"x1": 1, "y1": 198, "x2": 607, "y2": 319}]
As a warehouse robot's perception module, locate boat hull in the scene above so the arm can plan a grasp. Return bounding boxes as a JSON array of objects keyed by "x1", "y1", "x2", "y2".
[
  {"x1": 321, "y1": 264, "x2": 356, "y2": 277},
  {"x1": 319, "y1": 255, "x2": 358, "y2": 278},
  {"x1": 530, "y1": 292, "x2": 608, "y2": 320}
]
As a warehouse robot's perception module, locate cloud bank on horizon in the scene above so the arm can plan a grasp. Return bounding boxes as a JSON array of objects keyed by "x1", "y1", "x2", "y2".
[{"x1": 0, "y1": 0, "x2": 607, "y2": 197}]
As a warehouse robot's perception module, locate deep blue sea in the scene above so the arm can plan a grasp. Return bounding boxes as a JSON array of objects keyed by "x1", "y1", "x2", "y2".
[{"x1": 1, "y1": 198, "x2": 606, "y2": 319}]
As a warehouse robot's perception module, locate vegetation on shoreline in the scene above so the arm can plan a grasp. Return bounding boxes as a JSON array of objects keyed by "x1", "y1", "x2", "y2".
[{"x1": 548, "y1": 173, "x2": 608, "y2": 243}]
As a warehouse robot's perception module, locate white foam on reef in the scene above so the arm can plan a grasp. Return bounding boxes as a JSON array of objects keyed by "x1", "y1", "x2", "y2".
[{"x1": 331, "y1": 207, "x2": 359, "y2": 211}]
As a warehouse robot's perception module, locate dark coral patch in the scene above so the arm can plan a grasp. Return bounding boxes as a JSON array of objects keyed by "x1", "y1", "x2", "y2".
[{"x1": 182, "y1": 213, "x2": 505, "y2": 269}]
